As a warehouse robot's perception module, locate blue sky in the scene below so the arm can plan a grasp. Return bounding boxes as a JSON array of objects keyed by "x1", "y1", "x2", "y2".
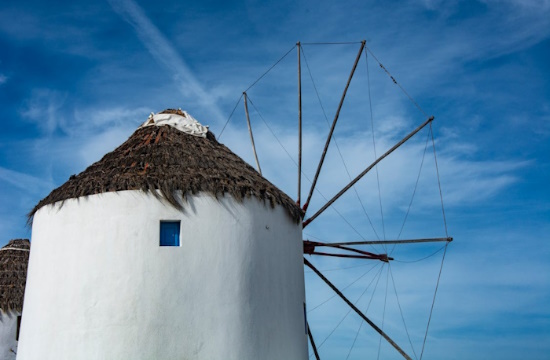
[{"x1": 1, "y1": 0, "x2": 549, "y2": 359}]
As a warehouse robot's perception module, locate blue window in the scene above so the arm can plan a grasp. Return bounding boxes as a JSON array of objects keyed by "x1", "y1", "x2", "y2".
[{"x1": 160, "y1": 221, "x2": 180, "y2": 246}]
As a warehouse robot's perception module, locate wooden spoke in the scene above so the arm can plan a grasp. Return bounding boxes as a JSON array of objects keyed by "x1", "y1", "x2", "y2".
[
  {"x1": 297, "y1": 41, "x2": 303, "y2": 207},
  {"x1": 311, "y1": 237, "x2": 453, "y2": 246},
  {"x1": 307, "y1": 321, "x2": 321, "y2": 360},
  {"x1": 302, "y1": 40, "x2": 366, "y2": 213}
]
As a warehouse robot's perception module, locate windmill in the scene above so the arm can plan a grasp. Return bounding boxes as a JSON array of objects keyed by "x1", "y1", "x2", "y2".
[{"x1": 16, "y1": 40, "x2": 451, "y2": 360}]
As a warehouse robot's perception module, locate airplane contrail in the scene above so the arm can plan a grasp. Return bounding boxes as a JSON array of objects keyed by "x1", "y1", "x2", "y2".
[{"x1": 107, "y1": 0, "x2": 225, "y2": 123}]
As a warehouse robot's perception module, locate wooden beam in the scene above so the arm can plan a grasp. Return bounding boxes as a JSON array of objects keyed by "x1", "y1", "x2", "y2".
[
  {"x1": 302, "y1": 40, "x2": 366, "y2": 213},
  {"x1": 243, "y1": 92, "x2": 262, "y2": 175},
  {"x1": 312, "y1": 237, "x2": 453, "y2": 246},
  {"x1": 307, "y1": 321, "x2": 321, "y2": 360},
  {"x1": 297, "y1": 41, "x2": 302, "y2": 207}
]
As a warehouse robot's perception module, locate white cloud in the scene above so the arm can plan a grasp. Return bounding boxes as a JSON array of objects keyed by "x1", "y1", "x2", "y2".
[{"x1": 0, "y1": 74, "x2": 7, "y2": 85}]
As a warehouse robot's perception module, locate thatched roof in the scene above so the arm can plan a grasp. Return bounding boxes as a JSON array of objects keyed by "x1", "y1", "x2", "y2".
[
  {"x1": 0, "y1": 239, "x2": 30, "y2": 313},
  {"x1": 29, "y1": 109, "x2": 302, "y2": 223}
]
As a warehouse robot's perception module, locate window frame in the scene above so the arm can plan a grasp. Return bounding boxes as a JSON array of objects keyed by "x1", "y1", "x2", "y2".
[{"x1": 159, "y1": 220, "x2": 181, "y2": 247}]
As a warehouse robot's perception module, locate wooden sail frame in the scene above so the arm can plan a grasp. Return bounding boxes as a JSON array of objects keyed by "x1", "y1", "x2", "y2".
[{"x1": 294, "y1": 41, "x2": 451, "y2": 360}]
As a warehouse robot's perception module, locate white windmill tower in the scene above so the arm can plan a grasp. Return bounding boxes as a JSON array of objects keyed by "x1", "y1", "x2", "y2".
[{"x1": 18, "y1": 109, "x2": 308, "y2": 360}]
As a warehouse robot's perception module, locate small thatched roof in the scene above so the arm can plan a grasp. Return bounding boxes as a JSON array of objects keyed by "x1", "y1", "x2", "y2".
[
  {"x1": 0, "y1": 239, "x2": 30, "y2": 313},
  {"x1": 29, "y1": 109, "x2": 302, "y2": 222}
]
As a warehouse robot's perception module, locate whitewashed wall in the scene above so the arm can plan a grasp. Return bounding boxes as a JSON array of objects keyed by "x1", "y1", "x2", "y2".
[
  {"x1": 18, "y1": 191, "x2": 307, "y2": 360},
  {"x1": 0, "y1": 310, "x2": 19, "y2": 360}
]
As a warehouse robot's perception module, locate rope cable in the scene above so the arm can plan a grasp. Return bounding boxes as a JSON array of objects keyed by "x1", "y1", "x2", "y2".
[
  {"x1": 390, "y1": 128, "x2": 431, "y2": 256},
  {"x1": 304, "y1": 261, "x2": 377, "y2": 273},
  {"x1": 364, "y1": 46, "x2": 428, "y2": 118},
  {"x1": 419, "y1": 122, "x2": 450, "y2": 359},
  {"x1": 430, "y1": 123, "x2": 449, "y2": 237},
  {"x1": 389, "y1": 263, "x2": 419, "y2": 360},
  {"x1": 365, "y1": 263, "x2": 385, "y2": 313},
  {"x1": 364, "y1": 47, "x2": 387, "y2": 251},
  {"x1": 302, "y1": 41, "x2": 363, "y2": 45},
  {"x1": 220, "y1": 44, "x2": 298, "y2": 138},
  {"x1": 303, "y1": 233, "x2": 328, "y2": 243},
  {"x1": 393, "y1": 245, "x2": 446, "y2": 264},
  {"x1": 309, "y1": 264, "x2": 385, "y2": 357},
  {"x1": 218, "y1": 94, "x2": 243, "y2": 139},
  {"x1": 307, "y1": 262, "x2": 381, "y2": 313},
  {"x1": 244, "y1": 45, "x2": 296, "y2": 93},
  {"x1": 341, "y1": 262, "x2": 385, "y2": 359},
  {"x1": 302, "y1": 41, "x2": 366, "y2": 223},
  {"x1": 419, "y1": 243, "x2": 448, "y2": 359},
  {"x1": 345, "y1": 319, "x2": 364, "y2": 359},
  {"x1": 309, "y1": 307, "x2": 352, "y2": 359},
  {"x1": 376, "y1": 264, "x2": 390, "y2": 360}
]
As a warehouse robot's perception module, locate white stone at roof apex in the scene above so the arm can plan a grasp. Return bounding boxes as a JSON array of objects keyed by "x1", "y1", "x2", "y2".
[{"x1": 140, "y1": 111, "x2": 209, "y2": 138}]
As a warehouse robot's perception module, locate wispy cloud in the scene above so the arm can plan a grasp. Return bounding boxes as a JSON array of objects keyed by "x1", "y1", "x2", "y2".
[
  {"x1": 20, "y1": 89, "x2": 66, "y2": 136},
  {"x1": 0, "y1": 166, "x2": 53, "y2": 193},
  {"x1": 17, "y1": 86, "x2": 154, "y2": 168},
  {"x1": 0, "y1": 74, "x2": 7, "y2": 85},
  {"x1": 360, "y1": 0, "x2": 550, "y2": 101},
  {"x1": 70, "y1": 106, "x2": 149, "y2": 135},
  {"x1": 107, "y1": 0, "x2": 226, "y2": 123}
]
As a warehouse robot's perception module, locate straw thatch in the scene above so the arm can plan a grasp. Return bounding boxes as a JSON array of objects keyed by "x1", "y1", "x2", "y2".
[
  {"x1": 0, "y1": 239, "x2": 30, "y2": 313},
  {"x1": 29, "y1": 109, "x2": 302, "y2": 223}
]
